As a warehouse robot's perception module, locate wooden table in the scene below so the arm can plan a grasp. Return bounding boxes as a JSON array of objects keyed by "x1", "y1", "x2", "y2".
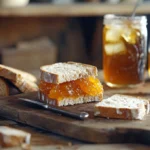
[
  {"x1": 0, "y1": 116, "x2": 150, "y2": 150},
  {"x1": 1, "y1": 71, "x2": 150, "y2": 149}
]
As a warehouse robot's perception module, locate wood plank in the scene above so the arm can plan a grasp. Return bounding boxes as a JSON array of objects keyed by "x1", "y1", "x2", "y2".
[
  {"x1": 3, "y1": 144, "x2": 150, "y2": 150},
  {"x1": 0, "y1": 3, "x2": 150, "y2": 17},
  {"x1": 0, "y1": 80, "x2": 150, "y2": 145}
]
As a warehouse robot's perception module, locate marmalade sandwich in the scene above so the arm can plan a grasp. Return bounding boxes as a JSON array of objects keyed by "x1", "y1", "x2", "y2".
[{"x1": 39, "y1": 62, "x2": 103, "y2": 106}]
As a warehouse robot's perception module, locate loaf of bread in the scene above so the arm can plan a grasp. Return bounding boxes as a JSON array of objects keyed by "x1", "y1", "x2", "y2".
[
  {"x1": 95, "y1": 94, "x2": 149, "y2": 120},
  {"x1": 0, "y1": 126, "x2": 31, "y2": 148},
  {"x1": 39, "y1": 62, "x2": 103, "y2": 106},
  {"x1": 0, "y1": 64, "x2": 38, "y2": 93}
]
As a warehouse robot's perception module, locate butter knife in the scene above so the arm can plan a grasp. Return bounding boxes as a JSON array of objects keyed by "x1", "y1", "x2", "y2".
[{"x1": 18, "y1": 98, "x2": 89, "y2": 120}]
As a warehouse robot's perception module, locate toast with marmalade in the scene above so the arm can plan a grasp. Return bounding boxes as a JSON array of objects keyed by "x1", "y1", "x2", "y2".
[{"x1": 39, "y1": 62, "x2": 103, "y2": 106}]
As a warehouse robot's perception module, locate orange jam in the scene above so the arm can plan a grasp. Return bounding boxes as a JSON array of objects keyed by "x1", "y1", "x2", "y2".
[{"x1": 39, "y1": 76, "x2": 103, "y2": 100}]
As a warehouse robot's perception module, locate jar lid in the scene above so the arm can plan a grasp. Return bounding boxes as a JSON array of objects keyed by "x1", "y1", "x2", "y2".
[{"x1": 103, "y1": 14, "x2": 147, "y2": 26}]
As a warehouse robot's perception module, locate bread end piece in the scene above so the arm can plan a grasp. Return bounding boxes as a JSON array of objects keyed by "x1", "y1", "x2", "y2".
[
  {"x1": 94, "y1": 94, "x2": 149, "y2": 120},
  {"x1": 0, "y1": 126, "x2": 31, "y2": 148},
  {"x1": 40, "y1": 62, "x2": 98, "y2": 84},
  {"x1": 38, "y1": 91, "x2": 103, "y2": 106}
]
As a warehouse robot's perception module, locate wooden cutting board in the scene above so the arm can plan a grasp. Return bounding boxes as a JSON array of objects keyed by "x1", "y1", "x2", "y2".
[{"x1": 0, "y1": 82, "x2": 150, "y2": 145}]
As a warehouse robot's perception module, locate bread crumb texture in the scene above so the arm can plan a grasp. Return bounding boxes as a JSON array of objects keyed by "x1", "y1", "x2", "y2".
[{"x1": 40, "y1": 62, "x2": 97, "y2": 84}]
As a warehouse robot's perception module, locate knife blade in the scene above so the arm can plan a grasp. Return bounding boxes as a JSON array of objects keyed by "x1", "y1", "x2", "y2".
[{"x1": 18, "y1": 98, "x2": 89, "y2": 120}]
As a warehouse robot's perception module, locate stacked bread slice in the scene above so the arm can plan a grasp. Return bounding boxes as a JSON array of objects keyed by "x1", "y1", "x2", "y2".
[
  {"x1": 39, "y1": 62, "x2": 103, "y2": 106},
  {"x1": 95, "y1": 94, "x2": 149, "y2": 120},
  {"x1": 0, "y1": 64, "x2": 38, "y2": 96}
]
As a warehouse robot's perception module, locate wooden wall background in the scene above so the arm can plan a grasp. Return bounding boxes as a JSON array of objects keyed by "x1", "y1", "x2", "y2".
[{"x1": 0, "y1": 16, "x2": 103, "y2": 69}]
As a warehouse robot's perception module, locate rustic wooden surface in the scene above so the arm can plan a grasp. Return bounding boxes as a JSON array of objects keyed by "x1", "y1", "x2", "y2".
[
  {"x1": 0, "y1": 116, "x2": 82, "y2": 145},
  {"x1": 0, "y1": 3, "x2": 150, "y2": 17},
  {"x1": 0, "y1": 81, "x2": 150, "y2": 145},
  {"x1": 1, "y1": 117, "x2": 149, "y2": 150},
  {"x1": 3, "y1": 144, "x2": 150, "y2": 150}
]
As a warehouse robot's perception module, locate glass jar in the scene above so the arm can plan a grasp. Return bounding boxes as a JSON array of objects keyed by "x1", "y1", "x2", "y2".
[{"x1": 103, "y1": 15, "x2": 147, "y2": 87}]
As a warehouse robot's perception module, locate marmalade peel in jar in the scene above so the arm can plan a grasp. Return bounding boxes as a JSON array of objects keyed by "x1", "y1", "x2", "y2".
[{"x1": 103, "y1": 15, "x2": 147, "y2": 87}]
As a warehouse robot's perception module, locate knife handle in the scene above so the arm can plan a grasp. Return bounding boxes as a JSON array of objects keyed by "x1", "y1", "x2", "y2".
[{"x1": 48, "y1": 106, "x2": 89, "y2": 120}]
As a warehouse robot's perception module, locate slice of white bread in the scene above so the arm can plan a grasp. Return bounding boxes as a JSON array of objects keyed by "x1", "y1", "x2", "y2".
[
  {"x1": 0, "y1": 64, "x2": 38, "y2": 93},
  {"x1": 39, "y1": 91, "x2": 103, "y2": 106},
  {"x1": 0, "y1": 64, "x2": 37, "y2": 82},
  {"x1": 94, "y1": 94, "x2": 149, "y2": 120},
  {"x1": 0, "y1": 126, "x2": 31, "y2": 148},
  {"x1": 40, "y1": 61, "x2": 98, "y2": 84},
  {"x1": 0, "y1": 78, "x2": 9, "y2": 96}
]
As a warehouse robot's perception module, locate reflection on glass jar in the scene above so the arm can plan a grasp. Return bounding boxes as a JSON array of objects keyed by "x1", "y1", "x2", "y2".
[
  {"x1": 103, "y1": 15, "x2": 147, "y2": 87},
  {"x1": 148, "y1": 43, "x2": 150, "y2": 77}
]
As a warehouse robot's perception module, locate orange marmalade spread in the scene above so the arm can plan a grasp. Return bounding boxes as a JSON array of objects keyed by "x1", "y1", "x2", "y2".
[{"x1": 39, "y1": 76, "x2": 103, "y2": 100}]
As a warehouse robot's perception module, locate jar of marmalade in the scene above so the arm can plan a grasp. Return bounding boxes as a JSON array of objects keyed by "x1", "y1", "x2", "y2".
[{"x1": 103, "y1": 15, "x2": 147, "y2": 87}]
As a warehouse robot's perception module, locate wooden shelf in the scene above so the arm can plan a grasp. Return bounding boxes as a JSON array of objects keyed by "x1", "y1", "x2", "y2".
[{"x1": 0, "y1": 2, "x2": 150, "y2": 17}]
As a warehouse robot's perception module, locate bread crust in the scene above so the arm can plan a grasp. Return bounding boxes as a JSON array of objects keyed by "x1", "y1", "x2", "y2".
[
  {"x1": 0, "y1": 77, "x2": 9, "y2": 96},
  {"x1": 38, "y1": 91, "x2": 103, "y2": 106},
  {"x1": 40, "y1": 62, "x2": 98, "y2": 84},
  {"x1": 94, "y1": 106, "x2": 142, "y2": 120},
  {"x1": 13, "y1": 77, "x2": 38, "y2": 93}
]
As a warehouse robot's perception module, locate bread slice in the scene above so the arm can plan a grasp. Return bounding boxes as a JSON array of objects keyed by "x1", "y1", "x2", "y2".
[
  {"x1": 0, "y1": 64, "x2": 38, "y2": 93},
  {"x1": 0, "y1": 77, "x2": 9, "y2": 96},
  {"x1": 0, "y1": 64, "x2": 37, "y2": 83},
  {"x1": 94, "y1": 94, "x2": 149, "y2": 120},
  {"x1": 39, "y1": 91, "x2": 103, "y2": 106},
  {"x1": 0, "y1": 126, "x2": 31, "y2": 148},
  {"x1": 40, "y1": 62, "x2": 98, "y2": 84}
]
